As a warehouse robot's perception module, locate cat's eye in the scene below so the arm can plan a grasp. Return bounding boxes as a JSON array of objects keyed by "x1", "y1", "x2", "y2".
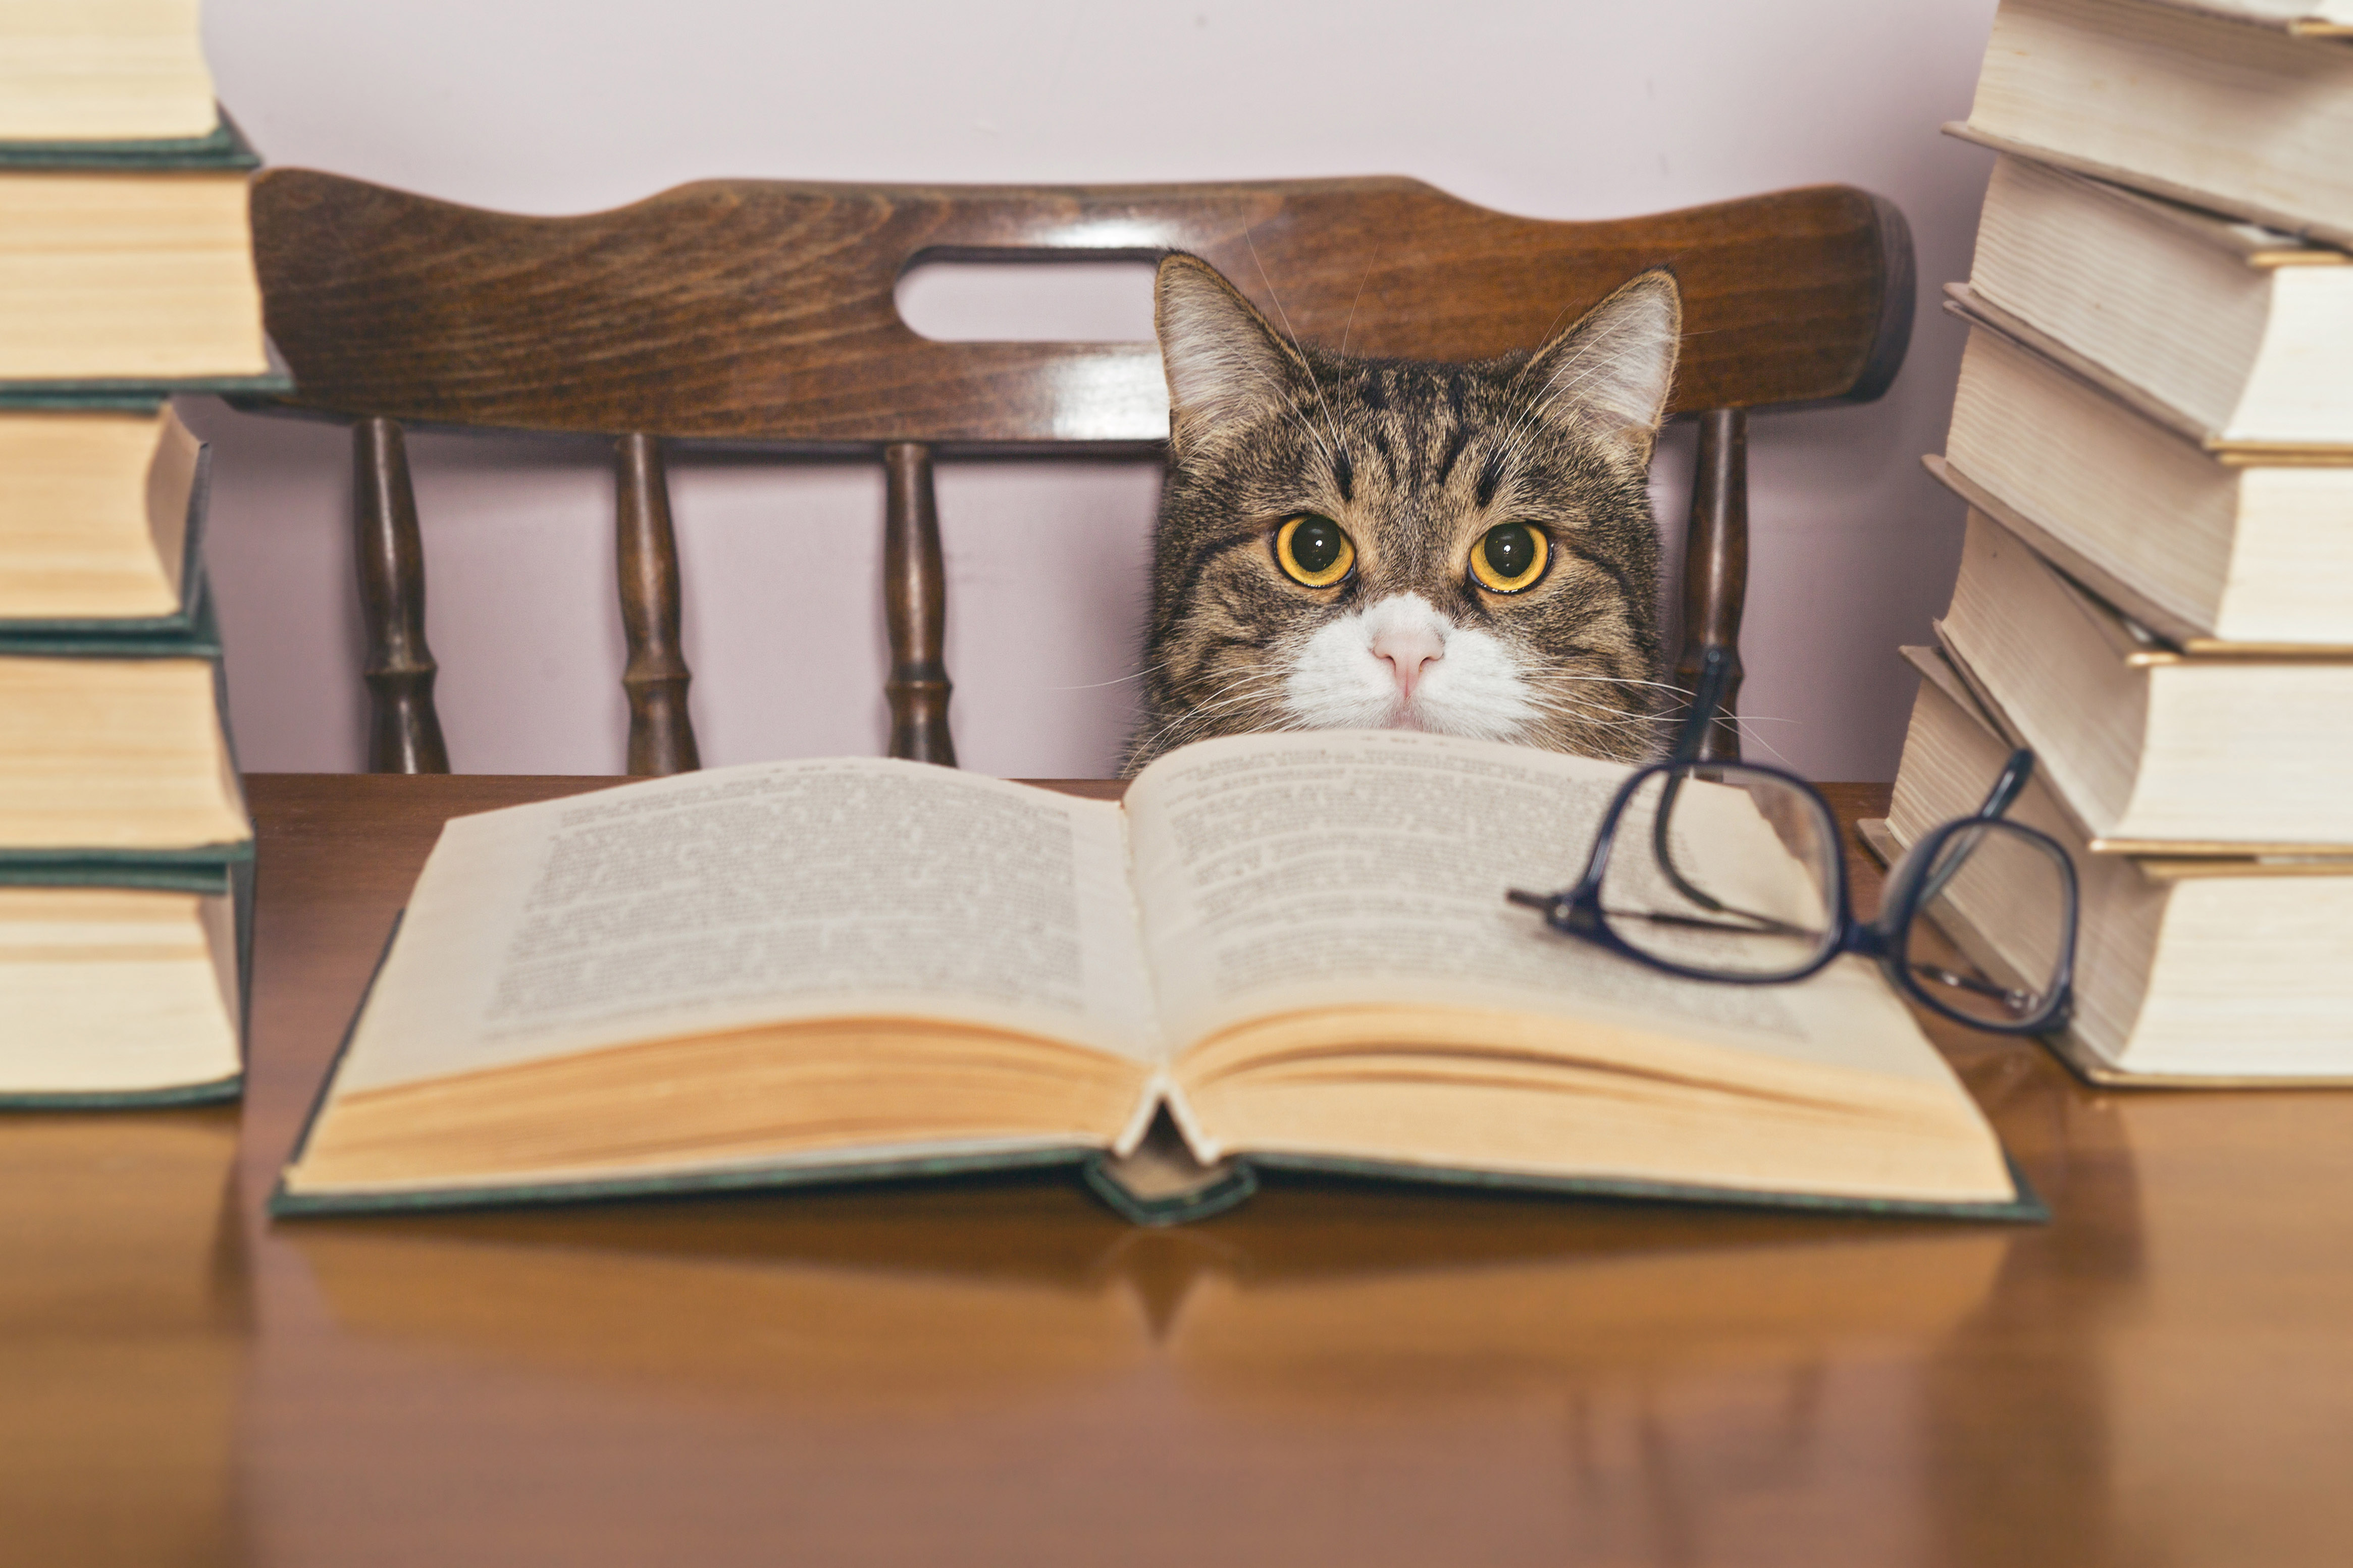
[
  {"x1": 1274, "y1": 513, "x2": 1355, "y2": 588},
  {"x1": 1469, "y1": 522, "x2": 1550, "y2": 594}
]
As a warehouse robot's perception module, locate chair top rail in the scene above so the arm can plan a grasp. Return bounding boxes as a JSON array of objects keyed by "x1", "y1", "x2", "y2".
[{"x1": 251, "y1": 171, "x2": 1912, "y2": 447}]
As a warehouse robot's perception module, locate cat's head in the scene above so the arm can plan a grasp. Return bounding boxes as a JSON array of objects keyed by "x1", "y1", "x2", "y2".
[{"x1": 1124, "y1": 253, "x2": 1681, "y2": 776}]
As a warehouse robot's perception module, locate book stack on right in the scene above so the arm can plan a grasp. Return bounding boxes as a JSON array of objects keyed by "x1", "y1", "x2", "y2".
[
  {"x1": 1, "y1": 2, "x2": 281, "y2": 1105},
  {"x1": 1883, "y1": 0, "x2": 2353, "y2": 1083}
]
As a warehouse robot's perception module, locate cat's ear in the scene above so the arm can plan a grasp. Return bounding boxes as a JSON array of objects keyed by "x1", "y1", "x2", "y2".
[
  {"x1": 1513, "y1": 269, "x2": 1682, "y2": 461},
  {"x1": 1155, "y1": 253, "x2": 1310, "y2": 452}
]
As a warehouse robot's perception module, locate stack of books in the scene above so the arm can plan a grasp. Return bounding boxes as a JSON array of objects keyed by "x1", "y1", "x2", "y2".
[
  {"x1": 1, "y1": 2, "x2": 283, "y2": 1105},
  {"x1": 1883, "y1": 0, "x2": 2353, "y2": 1083}
]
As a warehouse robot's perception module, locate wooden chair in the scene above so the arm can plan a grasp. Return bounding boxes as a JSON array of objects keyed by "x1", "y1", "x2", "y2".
[{"x1": 246, "y1": 172, "x2": 1913, "y2": 774}]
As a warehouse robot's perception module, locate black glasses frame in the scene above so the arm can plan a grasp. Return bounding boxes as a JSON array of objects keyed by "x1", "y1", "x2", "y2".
[{"x1": 1506, "y1": 647, "x2": 2079, "y2": 1035}]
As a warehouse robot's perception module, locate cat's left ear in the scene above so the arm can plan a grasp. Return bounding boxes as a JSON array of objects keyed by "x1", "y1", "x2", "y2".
[{"x1": 1513, "y1": 269, "x2": 1682, "y2": 462}]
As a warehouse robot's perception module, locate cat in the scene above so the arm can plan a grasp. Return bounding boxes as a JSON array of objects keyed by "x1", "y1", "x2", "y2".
[{"x1": 1122, "y1": 253, "x2": 1682, "y2": 777}]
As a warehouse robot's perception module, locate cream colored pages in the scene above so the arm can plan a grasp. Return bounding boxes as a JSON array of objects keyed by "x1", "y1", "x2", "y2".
[
  {"x1": 1123, "y1": 730, "x2": 1956, "y2": 1087},
  {"x1": 334, "y1": 760, "x2": 1159, "y2": 1095},
  {"x1": 0, "y1": 1, "x2": 219, "y2": 142}
]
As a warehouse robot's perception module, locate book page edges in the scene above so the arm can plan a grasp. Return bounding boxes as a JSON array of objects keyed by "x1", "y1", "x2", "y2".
[
  {"x1": 1167, "y1": 1001, "x2": 2016, "y2": 1205},
  {"x1": 1988, "y1": 148, "x2": 2348, "y2": 263},
  {"x1": 1943, "y1": 121, "x2": 2353, "y2": 252},
  {"x1": 1947, "y1": 287, "x2": 2353, "y2": 461},
  {"x1": 1858, "y1": 816, "x2": 2353, "y2": 1087},
  {"x1": 282, "y1": 1009, "x2": 1155, "y2": 1198},
  {"x1": 1925, "y1": 456, "x2": 2353, "y2": 657},
  {"x1": 272, "y1": 904, "x2": 2028, "y2": 1216},
  {"x1": 148, "y1": 415, "x2": 201, "y2": 603},
  {"x1": 0, "y1": 852, "x2": 247, "y2": 1100}
]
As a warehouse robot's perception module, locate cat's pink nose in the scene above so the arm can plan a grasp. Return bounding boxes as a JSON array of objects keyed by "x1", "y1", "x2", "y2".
[{"x1": 1371, "y1": 625, "x2": 1445, "y2": 699}]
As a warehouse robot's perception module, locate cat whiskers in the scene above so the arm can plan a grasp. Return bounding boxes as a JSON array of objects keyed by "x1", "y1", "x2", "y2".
[
  {"x1": 1244, "y1": 228, "x2": 1349, "y2": 470},
  {"x1": 1240, "y1": 362, "x2": 1339, "y2": 468},
  {"x1": 1521, "y1": 692, "x2": 1676, "y2": 739},
  {"x1": 1040, "y1": 657, "x2": 1172, "y2": 692},
  {"x1": 1525, "y1": 675, "x2": 1801, "y2": 769},
  {"x1": 1519, "y1": 672, "x2": 1684, "y2": 758},
  {"x1": 1337, "y1": 251, "x2": 1380, "y2": 359},
  {"x1": 1706, "y1": 715, "x2": 1799, "y2": 769},
  {"x1": 1134, "y1": 667, "x2": 1294, "y2": 760}
]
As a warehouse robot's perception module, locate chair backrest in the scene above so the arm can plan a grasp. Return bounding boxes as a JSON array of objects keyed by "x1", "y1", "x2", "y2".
[{"x1": 250, "y1": 170, "x2": 1914, "y2": 773}]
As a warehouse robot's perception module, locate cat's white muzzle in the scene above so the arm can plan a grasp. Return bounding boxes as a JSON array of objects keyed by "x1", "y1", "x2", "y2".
[{"x1": 1281, "y1": 592, "x2": 1538, "y2": 743}]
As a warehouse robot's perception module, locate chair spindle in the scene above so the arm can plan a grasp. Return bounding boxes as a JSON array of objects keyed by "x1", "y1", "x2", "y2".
[
  {"x1": 1674, "y1": 407, "x2": 1749, "y2": 765},
  {"x1": 352, "y1": 416, "x2": 450, "y2": 774},
  {"x1": 882, "y1": 443, "x2": 957, "y2": 766},
  {"x1": 614, "y1": 432, "x2": 701, "y2": 776}
]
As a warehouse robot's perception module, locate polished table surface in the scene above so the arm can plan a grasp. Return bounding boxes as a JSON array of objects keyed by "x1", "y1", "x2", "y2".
[{"x1": 6, "y1": 772, "x2": 2352, "y2": 1568}]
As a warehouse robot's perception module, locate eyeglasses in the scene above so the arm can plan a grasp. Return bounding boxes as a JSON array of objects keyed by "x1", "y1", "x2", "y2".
[{"x1": 1506, "y1": 648, "x2": 2078, "y2": 1034}]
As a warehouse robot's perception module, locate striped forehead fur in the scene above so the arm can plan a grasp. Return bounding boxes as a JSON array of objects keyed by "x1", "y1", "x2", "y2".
[{"x1": 1124, "y1": 255, "x2": 1682, "y2": 776}]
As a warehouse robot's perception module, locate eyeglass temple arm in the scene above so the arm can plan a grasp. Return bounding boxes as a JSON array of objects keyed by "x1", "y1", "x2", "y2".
[
  {"x1": 1511, "y1": 646, "x2": 1736, "y2": 926},
  {"x1": 1976, "y1": 748, "x2": 2036, "y2": 820},
  {"x1": 1904, "y1": 749, "x2": 2043, "y2": 914},
  {"x1": 1672, "y1": 646, "x2": 1731, "y2": 764}
]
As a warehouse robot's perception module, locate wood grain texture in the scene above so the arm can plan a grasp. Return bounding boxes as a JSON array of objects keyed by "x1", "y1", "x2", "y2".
[
  {"x1": 612, "y1": 434, "x2": 700, "y2": 776},
  {"x1": 350, "y1": 418, "x2": 448, "y2": 774},
  {"x1": 1676, "y1": 408, "x2": 1750, "y2": 764},
  {"x1": 256, "y1": 173, "x2": 1914, "y2": 769},
  {"x1": 13, "y1": 771, "x2": 2353, "y2": 1566},
  {"x1": 882, "y1": 442, "x2": 955, "y2": 765},
  {"x1": 251, "y1": 171, "x2": 1912, "y2": 446}
]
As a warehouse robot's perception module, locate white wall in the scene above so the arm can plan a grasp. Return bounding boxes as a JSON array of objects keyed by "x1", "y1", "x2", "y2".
[{"x1": 189, "y1": 0, "x2": 1999, "y2": 780}]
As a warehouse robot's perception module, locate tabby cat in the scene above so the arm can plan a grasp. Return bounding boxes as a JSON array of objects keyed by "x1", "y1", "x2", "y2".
[{"x1": 1122, "y1": 254, "x2": 1682, "y2": 776}]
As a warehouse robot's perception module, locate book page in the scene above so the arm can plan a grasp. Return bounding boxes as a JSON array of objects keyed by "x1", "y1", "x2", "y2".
[
  {"x1": 335, "y1": 760, "x2": 1160, "y2": 1094},
  {"x1": 1124, "y1": 731, "x2": 1952, "y2": 1084}
]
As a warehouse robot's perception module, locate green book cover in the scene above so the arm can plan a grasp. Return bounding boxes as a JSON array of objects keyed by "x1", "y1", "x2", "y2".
[
  {"x1": 0, "y1": 367, "x2": 292, "y2": 410},
  {"x1": 0, "y1": 109, "x2": 258, "y2": 171},
  {"x1": 0, "y1": 578, "x2": 222, "y2": 660}
]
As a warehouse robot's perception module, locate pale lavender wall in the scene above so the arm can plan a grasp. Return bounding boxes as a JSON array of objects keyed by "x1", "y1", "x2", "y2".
[{"x1": 189, "y1": 0, "x2": 1999, "y2": 779}]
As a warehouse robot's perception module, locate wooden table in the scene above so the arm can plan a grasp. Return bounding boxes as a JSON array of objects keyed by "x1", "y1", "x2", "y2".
[{"x1": 6, "y1": 774, "x2": 2351, "y2": 1568}]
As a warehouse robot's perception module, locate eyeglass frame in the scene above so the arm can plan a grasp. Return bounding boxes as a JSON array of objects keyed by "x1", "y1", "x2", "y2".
[{"x1": 1505, "y1": 646, "x2": 2079, "y2": 1035}]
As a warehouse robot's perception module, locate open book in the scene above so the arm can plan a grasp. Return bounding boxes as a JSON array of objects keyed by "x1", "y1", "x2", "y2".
[{"x1": 273, "y1": 731, "x2": 2034, "y2": 1222}]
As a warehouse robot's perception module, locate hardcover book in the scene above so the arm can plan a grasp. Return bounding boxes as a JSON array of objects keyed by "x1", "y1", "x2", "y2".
[
  {"x1": 0, "y1": 590, "x2": 250, "y2": 859},
  {"x1": 1936, "y1": 509, "x2": 2353, "y2": 850},
  {"x1": 272, "y1": 731, "x2": 2041, "y2": 1225},
  {"x1": 1944, "y1": 323, "x2": 2353, "y2": 646},
  {"x1": 0, "y1": 853, "x2": 247, "y2": 1105},
  {"x1": 1885, "y1": 646, "x2": 2353, "y2": 1084},
  {"x1": 0, "y1": 115, "x2": 286, "y2": 395},
  {"x1": 1963, "y1": 154, "x2": 2353, "y2": 454},
  {"x1": 0, "y1": 409, "x2": 210, "y2": 634},
  {"x1": 1958, "y1": 0, "x2": 2353, "y2": 246}
]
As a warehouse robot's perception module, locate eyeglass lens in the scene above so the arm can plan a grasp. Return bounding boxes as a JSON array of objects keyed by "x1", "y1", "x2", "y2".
[
  {"x1": 1900, "y1": 821, "x2": 2070, "y2": 1029},
  {"x1": 1597, "y1": 767, "x2": 1842, "y2": 981}
]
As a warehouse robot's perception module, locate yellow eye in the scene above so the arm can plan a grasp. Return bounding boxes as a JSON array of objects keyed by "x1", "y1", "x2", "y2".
[
  {"x1": 1275, "y1": 513, "x2": 1355, "y2": 588},
  {"x1": 1469, "y1": 522, "x2": 1550, "y2": 593}
]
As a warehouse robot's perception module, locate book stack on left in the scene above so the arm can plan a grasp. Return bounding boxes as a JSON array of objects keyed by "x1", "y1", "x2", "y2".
[{"x1": 1, "y1": 2, "x2": 284, "y2": 1106}]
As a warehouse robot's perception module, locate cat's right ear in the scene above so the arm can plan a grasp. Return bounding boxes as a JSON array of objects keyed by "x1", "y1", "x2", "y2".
[
  {"x1": 1155, "y1": 254, "x2": 1309, "y2": 453},
  {"x1": 1513, "y1": 268, "x2": 1683, "y2": 463}
]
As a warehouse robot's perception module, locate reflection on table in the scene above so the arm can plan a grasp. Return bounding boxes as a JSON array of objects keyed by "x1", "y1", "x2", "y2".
[{"x1": 10, "y1": 774, "x2": 2352, "y2": 1568}]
